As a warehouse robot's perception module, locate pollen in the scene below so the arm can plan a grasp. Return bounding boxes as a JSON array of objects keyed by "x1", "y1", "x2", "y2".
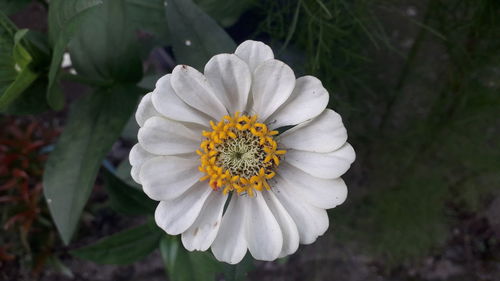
[{"x1": 197, "y1": 112, "x2": 286, "y2": 196}]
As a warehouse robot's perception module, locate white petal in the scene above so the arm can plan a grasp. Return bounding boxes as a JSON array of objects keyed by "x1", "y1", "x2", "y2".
[
  {"x1": 140, "y1": 155, "x2": 202, "y2": 201},
  {"x1": 234, "y1": 40, "x2": 274, "y2": 73},
  {"x1": 138, "y1": 116, "x2": 200, "y2": 155},
  {"x1": 204, "y1": 54, "x2": 251, "y2": 114},
  {"x1": 267, "y1": 76, "x2": 329, "y2": 129},
  {"x1": 182, "y1": 192, "x2": 228, "y2": 251},
  {"x1": 243, "y1": 194, "x2": 282, "y2": 261},
  {"x1": 171, "y1": 65, "x2": 228, "y2": 121},
  {"x1": 278, "y1": 163, "x2": 348, "y2": 209},
  {"x1": 130, "y1": 166, "x2": 142, "y2": 184},
  {"x1": 129, "y1": 143, "x2": 154, "y2": 166},
  {"x1": 285, "y1": 143, "x2": 355, "y2": 179},
  {"x1": 135, "y1": 92, "x2": 159, "y2": 127},
  {"x1": 262, "y1": 191, "x2": 299, "y2": 258},
  {"x1": 154, "y1": 182, "x2": 212, "y2": 235},
  {"x1": 250, "y1": 60, "x2": 295, "y2": 120},
  {"x1": 129, "y1": 143, "x2": 155, "y2": 184},
  {"x1": 211, "y1": 196, "x2": 248, "y2": 264},
  {"x1": 279, "y1": 109, "x2": 347, "y2": 153},
  {"x1": 152, "y1": 74, "x2": 210, "y2": 126},
  {"x1": 273, "y1": 175, "x2": 329, "y2": 244}
]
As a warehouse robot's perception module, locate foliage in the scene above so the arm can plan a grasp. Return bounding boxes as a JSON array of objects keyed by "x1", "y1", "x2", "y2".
[
  {"x1": 0, "y1": 117, "x2": 60, "y2": 275},
  {"x1": 71, "y1": 220, "x2": 162, "y2": 265}
]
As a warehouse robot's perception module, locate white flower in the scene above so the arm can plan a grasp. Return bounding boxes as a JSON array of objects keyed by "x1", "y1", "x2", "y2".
[{"x1": 130, "y1": 40, "x2": 355, "y2": 264}]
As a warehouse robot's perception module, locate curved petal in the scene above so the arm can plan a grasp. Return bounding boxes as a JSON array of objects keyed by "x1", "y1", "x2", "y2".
[
  {"x1": 285, "y1": 143, "x2": 355, "y2": 179},
  {"x1": 171, "y1": 65, "x2": 228, "y2": 121},
  {"x1": 129, "y1": 143, "x2": 155, "y2": 184},
  {"x1": 211, "y1": 196, "x2": 248, "y2": 264},
  {"x1": 250, "y1": 59, "x2": 295, "y2": 120},
  {"x1": 272, "y1": 175, "x2": 329, "y2": 244},
  {"x1": 234, "y1": 40, "x2": 274, "y2": 73},
  {"x1": 135, "y1": 92, "x2": 159, "y2": 127},
  {"x1": 243, "y1": 194, "x2": 282, "y2": 261},
  {"x1": 152, "y1": 74, "x2": 210, "y2": 126},
  {"x1": 204, "y1": 54, "x2": 251, "y2": 114},
  {"x1": 140, "y1": 155, "x2": 202, "y2": 201},
  {"x1": 182, "y1": 192, "x2": 228, "y2": 251},
  {"x1": 154, "y1": 182, "x2": 212, "y2": 235},
  {"x1": 129, "y1": 143, "x2": 154, "y2": 166},
  {"x1": 278, "y1": 163, "x2": 348, "y2": 209},
  {"x1": 262, "y1": 191, "x2": 299, "y2": 258},
  {"x1": 267, "y1": 76, "x2": 329, "y2": 129},
  {"x1": 138, "y1": 116, "x2": 200, "y2": 155},
  {"x1": 279, "y1": 109, "x2": 347, "y2": 153}
]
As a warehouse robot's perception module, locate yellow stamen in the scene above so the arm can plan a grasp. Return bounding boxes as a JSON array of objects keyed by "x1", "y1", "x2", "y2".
[{"x1": 197, "y1": 112, "x2": 286, "y2": 196}]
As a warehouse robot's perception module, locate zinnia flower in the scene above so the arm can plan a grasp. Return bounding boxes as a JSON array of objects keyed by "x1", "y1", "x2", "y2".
[{"x1": 130, "y1": 40, "x2": 355, "y2": 264}]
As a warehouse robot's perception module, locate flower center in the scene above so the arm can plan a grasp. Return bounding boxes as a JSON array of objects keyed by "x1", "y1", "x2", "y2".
[{"x1": 197, "y1": 112, "x2": 286, "y2": 196}]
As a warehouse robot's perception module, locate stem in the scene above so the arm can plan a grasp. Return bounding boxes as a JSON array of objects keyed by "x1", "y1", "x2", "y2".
[{"x1": 378, "y1": 1, "x2": 436, "y2": 131}]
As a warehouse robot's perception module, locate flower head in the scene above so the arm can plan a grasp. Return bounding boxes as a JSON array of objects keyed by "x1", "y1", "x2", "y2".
[{"x1": 130, "y1": 40, "x2": 355, "y2": 264}]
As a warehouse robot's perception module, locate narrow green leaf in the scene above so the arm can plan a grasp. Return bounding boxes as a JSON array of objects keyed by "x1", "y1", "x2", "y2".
[
  {"x1": 3, "y1": 77, "x2": 51, "y2": 115},
  {"x1": 46, "y1": 0, "x2": 103, "y2": 110},
  {"x1": 68, "y1": 0, "x2": 143, "y2": 83},
  {"x1": 46, "y1": 255, "x2": 75, "y2": 278},
  {"x1": 165, "y1": 0, "x2": 236, "y2": 70},
  {"x1": 160, "y1": 236, "x2": 223, "y2": 281},
  {"x1": 0, "y1": 10, "x2": 20, "y2": 93},
  {"x1": 71, "y1": 221, "x2": 162, "y2": 265},
  {"x1": 43, "y1": 84, "x2": 141, "y2": 245},
  {"x1": 0, "y1": 17, "x2": 39, "y2": 110},
  {"x1": 0, "y1": 67, "x2": 38, "y2": 110},
  {"x1": 21, "y1": 30, "x2": 52, "y2": 67},
  {"x1": 12, "y1": 29, "x2": 32, "y2": 69},
  {"x1": 104, "y1": 169, "x2": 156, "y2": 216}
]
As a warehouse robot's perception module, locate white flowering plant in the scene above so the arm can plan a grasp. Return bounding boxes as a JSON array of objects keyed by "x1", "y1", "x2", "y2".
[
  {"x1": 0, "y1": 0, "x2": 354, "y2": 278},
  {"x1": 3, "y1": 0, "x2": 495, "y2": 279}
]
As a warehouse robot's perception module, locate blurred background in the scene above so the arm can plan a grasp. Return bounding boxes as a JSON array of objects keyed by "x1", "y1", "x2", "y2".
[{"x1": 0, "y1": 0, "x2": 499, "y2": 280}]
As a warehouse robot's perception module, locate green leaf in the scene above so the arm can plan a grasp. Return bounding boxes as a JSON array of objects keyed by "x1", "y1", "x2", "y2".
[
  {"x1": 195, "y1": 0, "x2": 253, "y2": 27},
  {"x1": 68, "y1": 0, "x2": 143, "y2": 83},
  {"x1": 165, "y1": 0, "x2": 236, "y2": 70},
  {"x1": 0, "y1": 66, "x2": 38, "y2": 110},
  {"x1": 46, "y1": 255, "x2": 75, "y2": 279},
  {"x1": 71, "y1": 221, "x2": 162, "y2": 265},
  {"x1": 0, "y1": 0, "x2": 31, "y2": 15},
  {"x1": 125, "y1": 0, "x2": 170, "y2": 45},
  {"x1": 12, "y1": 29, "x2": 32, "y2": 70},
  {"x1": 47, "y1": 0, "x2": 103, "y2": 110},
  {"x1": 43, "y1": 84, "x2": 141, "y2": 245},
  {"x1": 0, "y1": 10, "x2": 21, "y2": 93},
  {"x1": 2, "y1": 76, "x2": 51, "y2": 115},
  {"x1": 21, "y1": 30, "x2": 52, "y2": 68},
  {"x1": 48, "y1": 0, "x2": 103, "y2": 44},
  {"x1": 160, "y1": 236, "x2": 223, "y2": 281},
  {"x1": 0, "y1": 15, "x2": 46, "y2": 112},
  {"x1": 103, "y1": 169, "x2": 156, "y2": 216},
  {"x1": 222, "y1": 254, "x2": 255, "y2": 281}
]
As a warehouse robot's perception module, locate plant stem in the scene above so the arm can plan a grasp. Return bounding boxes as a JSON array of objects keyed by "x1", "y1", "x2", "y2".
[{"x1": 378, "y1": 1, "x2": 436, "y2": 131}]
